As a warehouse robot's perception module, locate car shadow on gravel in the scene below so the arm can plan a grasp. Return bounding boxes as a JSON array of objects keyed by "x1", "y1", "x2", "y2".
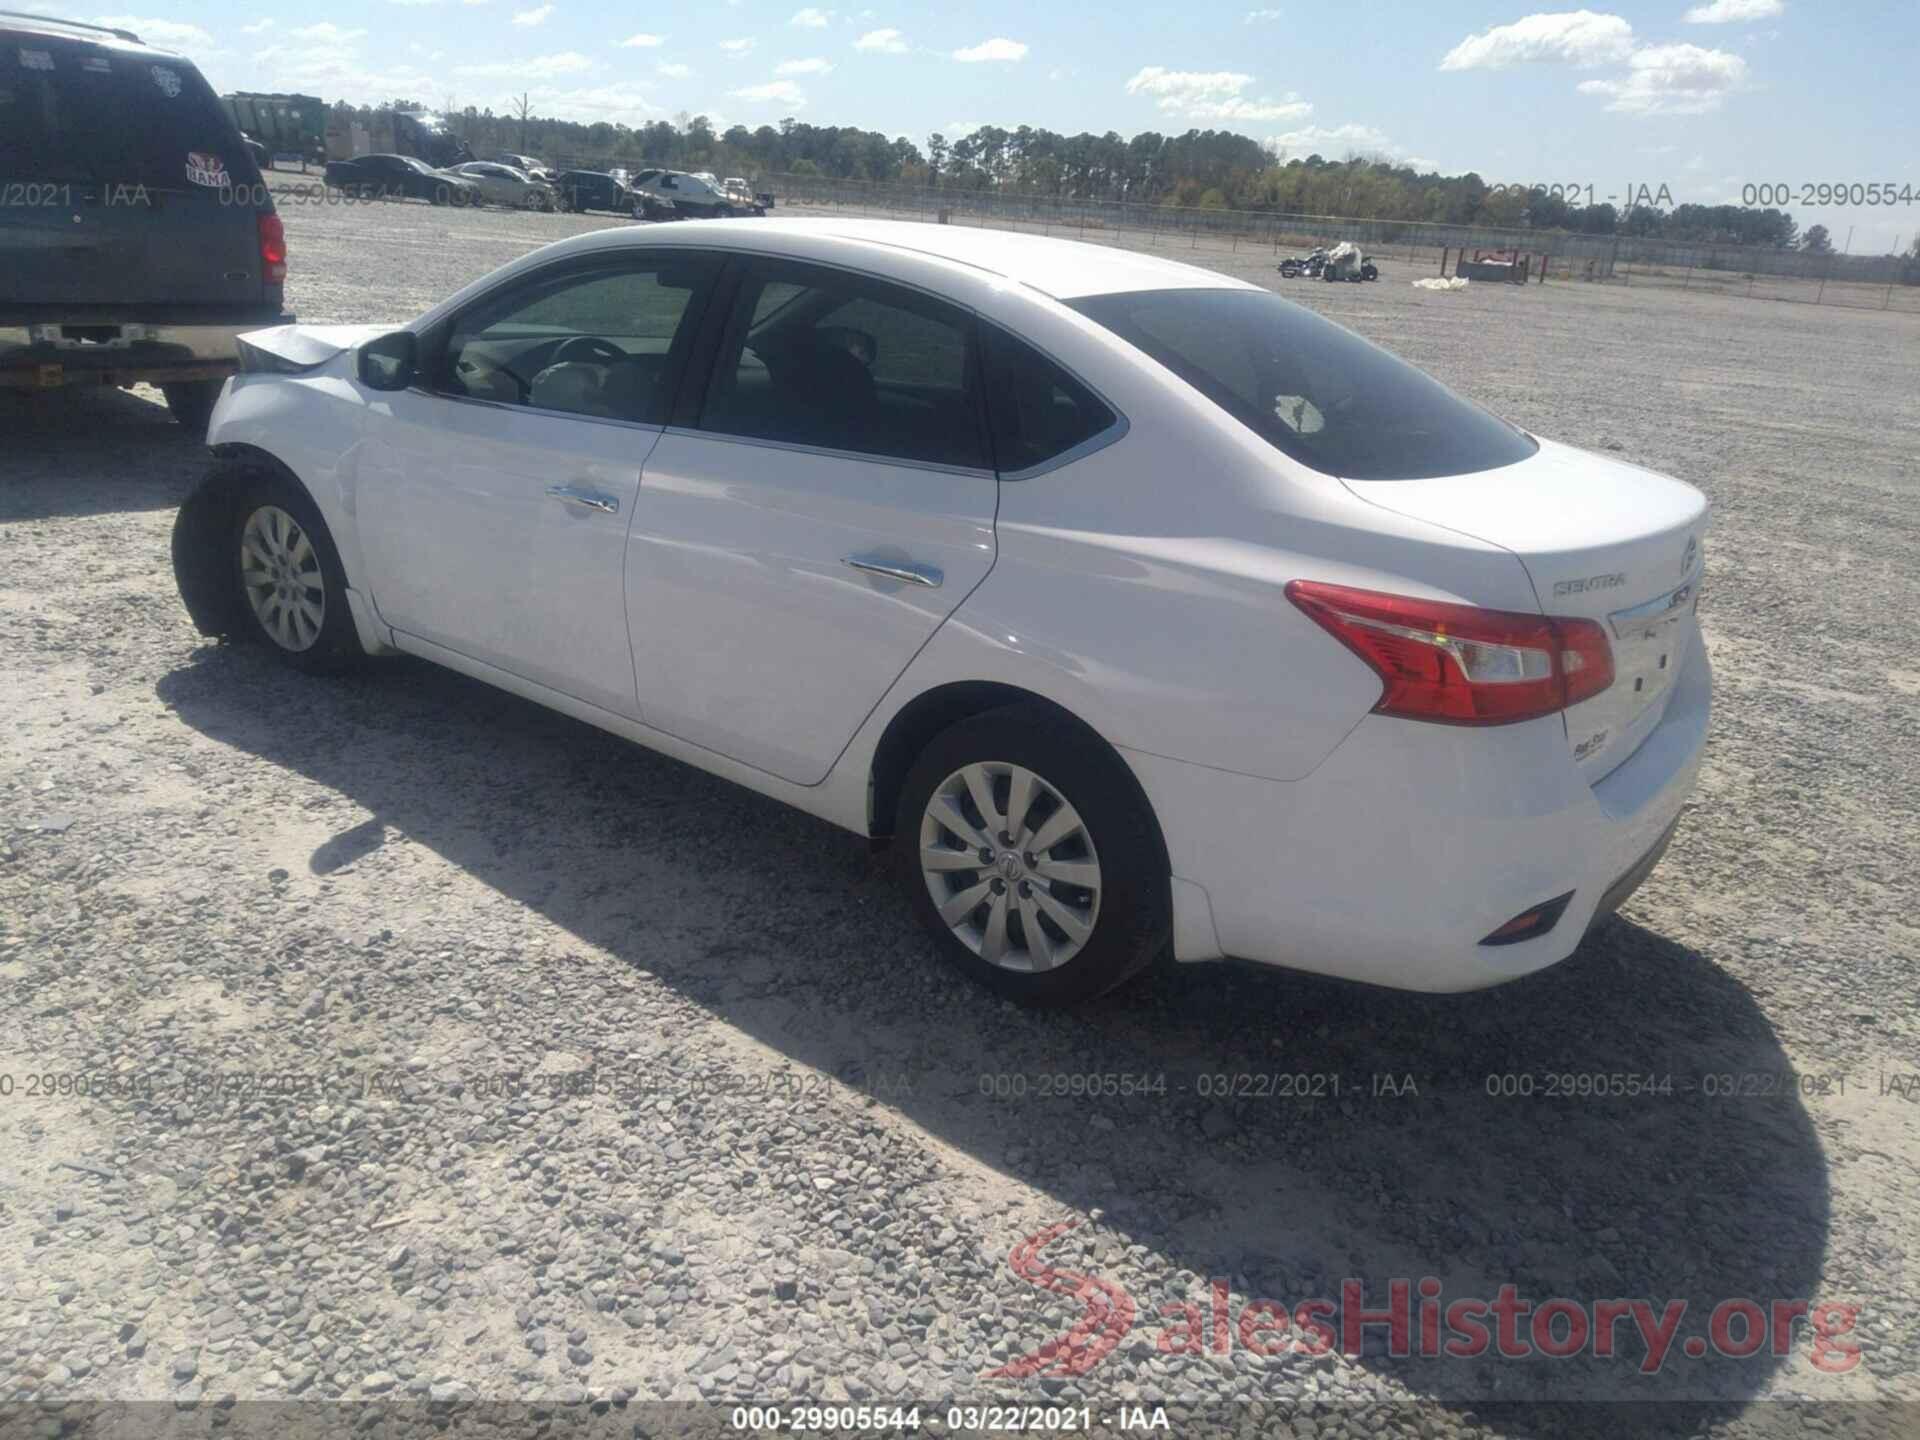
[
  {"x1": 0, "y1": 385, "x2": 203, "y2": 521},
  {"x1": 156, "y1": 646, "x2": 1832, "y2": 1434}
]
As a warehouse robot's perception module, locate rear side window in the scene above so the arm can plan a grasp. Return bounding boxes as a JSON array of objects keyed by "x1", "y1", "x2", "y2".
[
  {"x1": 982, "y1": 327, "x2": 1117, "y2": 474},
  {"x1": 0, "y1": 42, "x2": 256, "y2": 193},
  {"x1": 1067, "y1": 288, "x2": 1537, "y2": 481},
  {"x1": 698, "y1": 259, "x2": 988, "y2": 470}
]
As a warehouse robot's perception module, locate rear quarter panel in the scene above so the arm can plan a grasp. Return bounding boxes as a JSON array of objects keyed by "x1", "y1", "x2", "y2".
[{"x1": 903, "y1": 284, "x2": 1547, "y2": 783}]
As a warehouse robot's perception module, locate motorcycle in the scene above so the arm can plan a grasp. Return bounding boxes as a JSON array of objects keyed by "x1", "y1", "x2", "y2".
[{"x1": 1278, "y1": 248, "x2": 1329, "y2": 279}]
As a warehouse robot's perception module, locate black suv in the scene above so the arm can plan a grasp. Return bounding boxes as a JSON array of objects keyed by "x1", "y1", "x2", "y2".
[{"x1": 0, "y1": 12, "x2": 290, "y2": 433}]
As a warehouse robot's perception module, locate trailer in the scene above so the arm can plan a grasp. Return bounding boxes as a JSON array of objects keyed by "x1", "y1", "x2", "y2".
[
  {"x1": 221, "y1": 92, "x2": 327, "y2": 167},
  {"x1": 1454, "y1": 248, "x2": 1532, "y2": 285}
]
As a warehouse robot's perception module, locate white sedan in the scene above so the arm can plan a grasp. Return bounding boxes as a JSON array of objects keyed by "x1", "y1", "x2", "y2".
[
  {"x1": 451, "y1": 161, "x2": 556, "y2": 210},
  {"x1": 173, "y1": 219, "x2": 1709, "y2": 1006}
]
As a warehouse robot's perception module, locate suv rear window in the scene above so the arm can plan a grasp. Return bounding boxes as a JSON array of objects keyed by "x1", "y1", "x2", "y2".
[
  {"x1": 1067, "y1": 288, "x2": 1537, "y2": 481},
  {"x1": 0, "y1": 40, "x2": 256, "y2": 193}
]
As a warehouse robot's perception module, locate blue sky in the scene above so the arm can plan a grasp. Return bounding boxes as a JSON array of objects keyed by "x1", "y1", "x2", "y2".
[{"x1": 74, "y1": 2, "x2": 1920, "y2": 252}]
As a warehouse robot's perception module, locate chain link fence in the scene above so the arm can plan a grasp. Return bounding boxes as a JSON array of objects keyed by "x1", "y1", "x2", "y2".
[{"x1": 736, "y1": 171, "x2": 1920, "y2": 315}]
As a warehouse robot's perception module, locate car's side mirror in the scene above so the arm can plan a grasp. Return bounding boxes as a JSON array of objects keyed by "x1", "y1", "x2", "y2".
[{"x1": 358, "y1": 331, "x2": 417, "y2": 391}]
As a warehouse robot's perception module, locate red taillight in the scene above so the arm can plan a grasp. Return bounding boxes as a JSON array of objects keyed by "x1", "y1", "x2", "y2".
[
  {"x1": 258, "y1": 213, "x2": 287, "y2": 284},
  {"x1": 1285, "y1": 580, "x2": 1614, "y2": 726}
]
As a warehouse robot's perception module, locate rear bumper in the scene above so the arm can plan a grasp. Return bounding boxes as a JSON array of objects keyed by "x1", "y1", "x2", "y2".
[
  {"x1": 0, "y1": 316, "x2": 294, "y2": 389},
  {"x1": 1123, "y1": 626, "x2": 1712, "y2": 991}
]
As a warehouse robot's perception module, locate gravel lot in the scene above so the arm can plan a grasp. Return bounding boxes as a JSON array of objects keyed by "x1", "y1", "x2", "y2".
[{"x1": 2, "y1": 195, "x2": 1917, "y2": 1437}]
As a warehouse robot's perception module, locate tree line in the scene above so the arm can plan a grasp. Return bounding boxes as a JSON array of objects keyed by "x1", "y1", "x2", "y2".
[{"x1": 337, "y1": 99, "x2": 1910, "y2": 254}]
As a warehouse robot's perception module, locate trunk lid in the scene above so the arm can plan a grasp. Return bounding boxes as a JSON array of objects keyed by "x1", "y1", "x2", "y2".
[{"x1": 1344, "y1": 437, "x2": 1708, "y2": 782}]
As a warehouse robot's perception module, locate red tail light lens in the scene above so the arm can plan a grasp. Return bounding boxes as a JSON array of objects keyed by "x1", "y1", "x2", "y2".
[
  {"x1": 1285, "y1": 580, "x2": 1614, "y2": 726},
  {"x1": 258, "y1": 213, "x2": 287, "y2": 284}
]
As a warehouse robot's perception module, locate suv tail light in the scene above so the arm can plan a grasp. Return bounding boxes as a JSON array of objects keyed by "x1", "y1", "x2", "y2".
[
  {"x1": 258, "y1": 213, "x2": 287, "y2": 284},
  {"x1": 1285, "y1": 580, "x2": 1613, "y2": 726}
]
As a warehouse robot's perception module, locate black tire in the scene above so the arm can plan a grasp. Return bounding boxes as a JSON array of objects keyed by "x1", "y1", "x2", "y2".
[
  {"x1": 894, "y1": 704, "x2": 1170, "y2": 1007},
  {"x1": 228, "y1": 470, "x2": 365, "y2": 674},
  {"x1": 161, "y1": 380, "x2": 222, "y2": 437}
]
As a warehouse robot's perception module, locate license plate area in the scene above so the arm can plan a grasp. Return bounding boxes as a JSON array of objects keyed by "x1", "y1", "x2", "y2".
[{"x1": 1608, "y1": 580, "x2": 1699, "y2": 723}]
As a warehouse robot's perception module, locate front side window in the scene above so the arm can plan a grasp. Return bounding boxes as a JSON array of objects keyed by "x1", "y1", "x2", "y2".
[
  {"x1": 437, "y1": 256, "x2": 717, "y2": 423},
  {"x1": 698, "y1": 260, "x2": 987, "y2": 469},
  {"x1": 1067, "y1": 288, "x2": 1538, "y2": 481}
]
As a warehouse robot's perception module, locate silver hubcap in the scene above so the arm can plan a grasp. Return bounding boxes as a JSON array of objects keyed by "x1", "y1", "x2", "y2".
[
  {"x1": 240, "y1": 505, "x2": 324, "y2": 652},
  {"x1": 919, "y1": 762, "x2": 1101, "y2": 972}
]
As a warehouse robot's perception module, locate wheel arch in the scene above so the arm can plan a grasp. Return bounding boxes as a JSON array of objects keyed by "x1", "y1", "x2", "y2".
[
  {"x1": 865, "y1": 681, "x2": 1170, "y2": 877},
  {"x1": 171, "y1": 444, "x2": 392, "y2": 656},
  {"x1": 171, "y1": 444, "x2": 296, "y2": 638}
]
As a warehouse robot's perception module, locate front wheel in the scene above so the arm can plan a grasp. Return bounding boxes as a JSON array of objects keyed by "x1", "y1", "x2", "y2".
[
  {"x1": 230, "y1": 474, "x2": 364, "y2": 673},
  {"x1": 896, "y1": 705, "x2": 1169, "y2": 1006}
]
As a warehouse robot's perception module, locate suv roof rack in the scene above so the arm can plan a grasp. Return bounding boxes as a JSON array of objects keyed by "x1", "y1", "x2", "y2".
[{"x1": 0, "y1": 10, "x2": 142, "y2": 42}]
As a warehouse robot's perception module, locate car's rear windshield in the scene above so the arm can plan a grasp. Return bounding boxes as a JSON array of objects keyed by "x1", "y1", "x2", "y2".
[
  {"x1": 0, "y1": 39, "x2": 256, "y2": 194},
  {"x1": 1067, "y1": 288, "x2": 1538, "y2": 481}
]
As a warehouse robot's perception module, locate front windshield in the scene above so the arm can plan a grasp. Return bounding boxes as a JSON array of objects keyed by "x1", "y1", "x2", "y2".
[{"x1": 1068, "y1": 287, "x2": 1538, "y2": 481}]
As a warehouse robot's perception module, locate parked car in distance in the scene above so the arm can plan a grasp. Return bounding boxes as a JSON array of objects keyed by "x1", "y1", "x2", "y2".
[
  {"x1": 452, "y1": 161, "x2": 557, "y2": 211},
  {"x1": 491, "y1": 151, "x2": 555, "y2": 181},
  {"x1": 553, "y1": 169, "x2": 632, "y2": 215},
  {"x1": 0, "y1": 12, "x2": 289, "y2": 434},
  {"x1": 323, "y1": 154, "x2": 480, "y2": 206},
  {"x1": 172, "y1": 219, "x2": 1709, "y2": 1007},
  {"x1": 719, "y1": 176, "x2": 770, "y2": 214},
  {"x1": 626, "y1": 168, "x2": 748, "y2": 219}
]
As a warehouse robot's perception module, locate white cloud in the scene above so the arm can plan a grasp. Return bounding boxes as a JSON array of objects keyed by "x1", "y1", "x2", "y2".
[
  {"x1": 1187, "y1": 96, "x2": 1314, "y2": 122},
  {"x1": 776, "y1": 57, "x2": 832, "y2": 74},
  {"x1": 1124, "y1": 67, "x2": 1310, "y2": 122},
  {"x1": 1683, "y1": 0, "x2": 1782, "y2": 20},
  {"x1": 656, "y1": 61, "x2": 693, "y2": 78},
  {"x1": 953, "y1": 36, "x2": 1027, "y2": 62},
  {"x1": 511, "y1": 4, "x2": 553, "y2": 26},
  {"x1": 719, "y1": 37, "x2": 755, "y2": 52},
  {"x1": 854, "y1": 27, "x2": 907, "y2": 52},
  {"x1": 618, "y1": 32, "x2": 665, "y2": 47},
  {"x1": 529, "y1": 81, "x2": 658, "y2": 124},
  {"x1": 789, "y1": 7, "x2": 831, "y2": 25},
  {"x1": 732, "y1": 79, "x2": 807, "y2": 105},
  {"x1": 1268, "y1": 122, "x2": 1429, "y2": 167},
  {"x1": 1126, "y1": 66, "x2": 1254, "y2": 100},
  {"x1": 455, "y1": 51, "x2": 594, "y2": 78},
  {"x1": 93, "y1": 15, "x2": 215, "y2": 50},
  {"x1": 1244, "y1": 7, "x2": 1282, "y2": 18},
  {"x1": 287, "y1": 21, "x2": 366, "y2": 43},
  {"x1": 1577, "y1": 41, "x2": 1748, "y2": 112},
  {"x1": 240, "y1": 17, "x2": 273, "y2": 33},
  {"x1": 1439, "y1": 10, "x2": 1636, "y2": 70}
]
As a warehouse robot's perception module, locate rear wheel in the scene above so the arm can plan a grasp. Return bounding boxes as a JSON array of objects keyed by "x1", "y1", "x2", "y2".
[
  {"x1": 896, "y1": 705, "x2": 1169, "y2": 1007},
  {"x1": 161, "y1": 380, "x2": 221, "y2": 437},
  {"x1": 230, "y1": 474, "x2": 364, "y2": 673}
]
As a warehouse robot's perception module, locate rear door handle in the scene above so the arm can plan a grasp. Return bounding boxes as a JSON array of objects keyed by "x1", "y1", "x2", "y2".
[
  {"x1": 842, "y1": 555, "x2": 942, "y2": 588},
  {"x1": 547, "y1": 484, "x2": 619, "y2": 514}
]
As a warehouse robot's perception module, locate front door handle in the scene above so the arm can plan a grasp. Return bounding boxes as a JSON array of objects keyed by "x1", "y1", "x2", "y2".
[
  {"x1": 842, "y1": 555, "x2": 942, "y2": 588},
  {"x1": 547, "y1": 484, "x2": 619, "y2": 514}
]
